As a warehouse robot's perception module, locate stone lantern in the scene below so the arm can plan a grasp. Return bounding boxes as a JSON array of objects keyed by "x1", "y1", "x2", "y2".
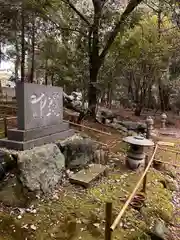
[
  {"x1": 146, "y1": 116, "x2": 154, "y2": 139},
  {"x1": 123, "y1": 135, "x2": 154, "y2": 170},
  {"x1": 161, "y1": 113, "x2": 167, "y2": 129}
]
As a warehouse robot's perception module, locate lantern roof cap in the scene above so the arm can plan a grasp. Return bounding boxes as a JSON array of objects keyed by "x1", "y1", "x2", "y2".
[{"x1": 123, "y1": 135, "x2": 154, "y2": 146}]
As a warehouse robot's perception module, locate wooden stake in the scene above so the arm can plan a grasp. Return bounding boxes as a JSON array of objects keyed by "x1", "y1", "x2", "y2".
[
  {"x1": 142, "y1": 155, "x2": 149, "y2": 193},
  {"x1": 105, "y1": 202, "x2": 112, "y2": 240}
]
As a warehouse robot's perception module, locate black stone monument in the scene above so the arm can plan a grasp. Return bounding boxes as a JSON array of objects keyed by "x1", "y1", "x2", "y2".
[{"x1": 0, "y1": 82, "x2": 74, "y2": 150}]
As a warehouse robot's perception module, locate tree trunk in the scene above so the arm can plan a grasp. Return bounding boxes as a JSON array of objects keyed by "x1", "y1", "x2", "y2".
[
  {"x1": 158, "y1": 80, "x2": 165, "y2": 112},
  {"x1": 135, "y1": 87, "x2": 139, "y2": 104},
  {"x1": 51, "y1": 74, "x2": 54, "y2": 86},
  {"x1": 15, "y1": 36, "x2": 20, "y2": 80},
  {"x1": 30, "y1": 16, "x2": 35, "y2": 83},
  {"x1": 45, "y1": 59, "x2": 48, "y2": 85},
  {"x1": 45, "y1": 71, "x2": 48, "y2": 85},
  {"x1": 0, "y1": 42, "x2": 2, "y2": 68},
  {"x1": 88, "y1": 67, "x2": 98, "y2": 117},
  {"x1": 0, "y1": 42, "x2": 2, "y2": 92},
  {"x1": 88, "y1": 1, "x2": 102, "y2": 118},
  {"x1": 134, "y1": 105, "x2": 143, "y2": 116},
  {"x1": 159, "y1": 84, "x2": 170, "y2": 112},
  {"x1": 64, "y1": 0, "x2": 143, "y2": 118},
  {"x1": 128, "y1": 80, "x2": 134, "y2": 100},
  {"x1": 134, "y1": 84, "x2": 146, "y2": 116},
  {"x1": 107, "y1": 81, "x2": 112, "y2": 108},
  {"x1": 21, "y1": 4, "x2": 25, "y2": 82},
  {"x1": 162, "y1": 87, "x2": 170, "y2": 111},
  {"x1": 147, "y1": 85, "x2": 152, "y2": 109}
]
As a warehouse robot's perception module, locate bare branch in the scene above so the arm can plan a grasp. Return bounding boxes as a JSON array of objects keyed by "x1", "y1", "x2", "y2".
[
  {"x1": 62, "y1": 0, "x2": 90, "y2": 25},
  {"x1": 100, "y1": 0, "x2": 143, "y2": 62}
]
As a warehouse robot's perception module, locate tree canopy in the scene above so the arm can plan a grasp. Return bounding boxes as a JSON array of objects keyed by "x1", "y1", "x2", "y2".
[{"x1": 1, "y1": 0, "x2": 180, "y2": 115}]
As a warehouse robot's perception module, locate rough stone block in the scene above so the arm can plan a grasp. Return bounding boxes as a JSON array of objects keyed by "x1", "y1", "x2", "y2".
[
  {"x1": 69, "y1": 164, "x2": 107, "y2": 188},
  {"x1": 57, "y1": 134, "x2": 99, "y2": 169},
  {"x1": 17, "y1": 143, "x2": 65, "y2": 194},
  {"x1": 7, "y1": 122, "x2": 69, "y2": 141}
]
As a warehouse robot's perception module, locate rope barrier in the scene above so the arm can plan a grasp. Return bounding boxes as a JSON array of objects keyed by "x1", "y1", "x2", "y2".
[{"x1": 110, "y1": 144, "x2": 158, "y2": 231}]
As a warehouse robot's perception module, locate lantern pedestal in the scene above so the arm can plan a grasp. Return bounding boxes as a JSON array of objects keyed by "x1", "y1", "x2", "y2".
[{"x1": 123, "y1": 136, "x2": 154, "y2": 170}]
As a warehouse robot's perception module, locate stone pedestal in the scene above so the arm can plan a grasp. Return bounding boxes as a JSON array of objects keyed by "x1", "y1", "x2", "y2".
[
  {"x1": 0, "y1": 122, "x2": 74, "y2": 151},
  {"x1": 127, "y1": 145, "x2": 145, "y2": 170},
  {"x1": 0, "y1": 83, "x2": 74, "y2": 150}
]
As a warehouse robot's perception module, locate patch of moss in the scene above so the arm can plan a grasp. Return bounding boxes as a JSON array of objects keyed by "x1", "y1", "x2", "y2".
[
  {"x1": 0, "y1": 213, "x2": 33, "y2": 240},
  {"x1": 142, "y1": 171, "x2": 173, "y2": 223},
  {"x1": 174, "y1": 216, "x2": 180, "y2": 225},
  {"x1": 0, "y1": 176, "x2": 32, "y2": 208},
  {"x1": 112, "y1": 141, "x2": 129, "y2": 154},
  {"x1": 0, "y1": 164, "x2": 175, "y2": 239}
]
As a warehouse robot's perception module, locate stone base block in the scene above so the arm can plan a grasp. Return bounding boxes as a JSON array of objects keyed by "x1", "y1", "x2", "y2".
[
  {"x1": 0, "y1": 129, "x2": 74, "y2": 151},
  {"x1": 127, "y1": 157, "x2": 144, "y2": 170},
  {"x1": 7, "y1": 122, "x2": 69, "y2": 141}
]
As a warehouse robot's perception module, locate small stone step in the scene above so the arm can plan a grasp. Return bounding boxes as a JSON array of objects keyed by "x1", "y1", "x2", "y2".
[{"x1": 69, "y1": 164, "x2": 107, "y2": 188}]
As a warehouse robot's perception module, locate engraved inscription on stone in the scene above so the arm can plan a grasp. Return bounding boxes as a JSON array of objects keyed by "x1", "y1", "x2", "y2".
[
  {"x1": 30, "y1": 92, "x2": 61, "y2": 119},
  {"x1": 16, "y1": 82, "x2": 63, "y2": 130}
]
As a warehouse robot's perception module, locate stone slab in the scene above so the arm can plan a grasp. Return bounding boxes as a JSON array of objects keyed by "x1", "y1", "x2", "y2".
[
  {"x1": 7, "y1": 122, "x2": 69, "y2": 141},
  {"x1": 69, "y1": 164, "x2": 107, "y2": 188},
  {"x1": 16, "y1": 82, "x2": 63, "y2": 130},
  {"x1": 0, "y1": 129, "x2": 75, "y2": 151}
]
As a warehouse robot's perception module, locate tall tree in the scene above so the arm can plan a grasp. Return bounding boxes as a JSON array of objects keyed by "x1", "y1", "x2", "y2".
[
  {"x1": 61, "y1": 0, "x2": 143, "y2": 117},
  {"x1": 30, "y1": 15, "x2": 36, "y2": 83},
  {"x1": 21, "y1": 1, "x2": 25, "y2": 82}
]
